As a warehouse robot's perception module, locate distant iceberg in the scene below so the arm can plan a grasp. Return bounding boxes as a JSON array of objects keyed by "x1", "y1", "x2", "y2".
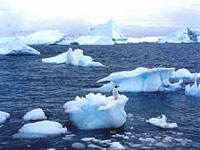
[
  {"x1": 0, "y1": 41, "x2": 40, "y2": 55},
  {"x1": 63, "y1": 93, "x2": 128, "y2": 129},
  {"x1": 0, "y1": 111, "x2": 10, "y2": 124},
  {"x1": 116, "y1": 36, "x2": 159, "y2": 44},
  {"x1": 42, "y1": 48, "x2": 104, "y2": 67},
  {"x1": 19, "y1": 30, "x2": 66, "y2": 45},
  {"x1": 158, "y1": 27, "x2": 200, "y2": 43},
  {"x1": 185, "y1": 78, "x2": 200, "y2": 98},
  {"x1": 93, "y1": 67, "x2": 182, "y2": 93}
]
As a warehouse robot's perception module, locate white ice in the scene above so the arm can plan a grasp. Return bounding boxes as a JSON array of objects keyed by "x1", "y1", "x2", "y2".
[
  {"x1": 109, "y1": 142, "x2": 125, "y2": 149},
  {"x1": 0, "y1": 41, "x2": 40, "y2": 55},
  {"x1": 116, "y1": 36, "x2": 159, "y2": 44},
  {"x1": 0, "y1": 111, "x2": 10, "y2": 124},
  {"x1": 42, "y1": 48, "x2": 104, "y2": 67},
  {"x1": 14, "y1": 120, "x2": 67, "y2": 138},
  {"x1": 19, "y1": 30, "x2": 65, "y2": 45},
  {"x1": 23, "y1": 108, "x2": 47, "y2": 121},
  {"x1": 63, "y1": 93, "x2": 128, "y2": 130},
  {"x1": 94, "y1": 67, "x2": 182, "y2": 92},
  {"x1": 185, "y1": 78, "x2": 200, "y2": 98},
  {"x1": 146, "y1": 114, "x2": 178, "y2": 129},
  {"x1": 171, "y1": 68, "x2": 200, "y2": 80}
]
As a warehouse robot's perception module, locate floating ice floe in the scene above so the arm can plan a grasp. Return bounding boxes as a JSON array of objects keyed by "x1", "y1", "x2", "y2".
[
  {"x1": 23, "y1": 108, "x2": 47, "y2": 121},
  {"x1": 158, "y1": 27, "x2": 200, "y2": 43},
  {"x1": 0, "y1": 41, "x2": 40, "y2": 55},
  {"x1": 185, "y1": 78, "x2": 200, "y2": 98},
  {"x1": 14, "y1": 120, "x2": 67, "y2": 138},
  {"x1": 63, "y1": 93, "x2": 128, "y2": 130},
  {"x1": 171, "y1": 68, "x2": 200, "y2": 80},
  {"x1": 0, "y1": 111, "x2": 10, "y2": 124},
  {"x1": 71, "y1": 143, "x2": 85, "y2": 149},
  {"x1": 146, "y1": 115, "x2": 178, "y2": 129},
  {"x1": 93, "y1": 67, "x2": 182, "y2": 93},
  {"x1": 19, "y1": 30, "x2": 65, "y2": 45},
  {"x1": 42, "y1": 48, "x2": 104, "y2": 67},
  {"x1": 109, "y1": 142, "x2": 125, "y2": 149}
]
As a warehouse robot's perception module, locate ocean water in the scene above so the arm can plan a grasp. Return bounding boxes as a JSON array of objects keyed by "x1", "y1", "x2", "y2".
[{"x1": 0, "y1": 43, "x2": 200, "y2": 150}]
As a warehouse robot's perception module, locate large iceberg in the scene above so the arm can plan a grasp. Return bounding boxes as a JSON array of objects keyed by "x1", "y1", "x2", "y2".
[
  {"x1": 0, "y1": 111, "x2": 10, "y2": 124},
  {"x1": 93, "y1": 67, "x2": 182, "y2": 93},
  {"x1": 185, "y1": 78, "x2": 200, "y2": 98},
  {"x1": 19, "y1": 30, "x2": 65, "y2": 45},
  {"x1": 42, "y1": 48, "x2": 104, "y2": 67},
  {"x1": 74, "y1": 20, "x2": 123, "y2": 45},
  {"x1": 158, "y1": 27, "x2": 200, "y2": 43},
  {"x1": 0, "y1": 41, "x2": 40, "y2": 55},
  {"x1": 63, "y1": 93, "x2": 128, "y2": 130}
]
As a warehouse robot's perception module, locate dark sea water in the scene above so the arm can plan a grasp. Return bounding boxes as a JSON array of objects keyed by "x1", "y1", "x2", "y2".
[{"x1": 0, "y1": 43, "x2": 200, "y2": 150}]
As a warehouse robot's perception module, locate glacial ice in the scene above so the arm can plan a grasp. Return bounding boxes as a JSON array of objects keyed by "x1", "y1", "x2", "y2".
[
  {"x1": 15, "y1": 120, "x2": 67, "y2": 138},
  {"x1": 94, "y1": 67, "x2": 182, "y2": 92},
  {"x1": 116, "y1": 36, "x2": 159, "y2": 44},
  {"x1": 63, "y1": 93, "x2": 128, "y2": 130},
  {"x1": 146, "y1": 114, "x2": 178, "y2": 129},
  {"x1": 185, "y1": 78, "x2": 200, "y2": 98},
  {"x1": 0, "y1": 111, "x2": 10, "y2": 124},
  {"x1": 42, "y1": 48, "x2": 104, "y2": 67},
  {"x1": 158, "y1": 27, "x2": 200, "y2": 43},
  {"x1": 23, "y1": 108, "x2": 47, "y2": 121},
  {"x1": 171, "y1": 68, "x2": 200, "y2": 80},
  {"x1": 0, "y1": 41, "x2": 40, "y2": 55},
  {"x1": 19, "y1": 30, "x2": 65, "y2": 45}
]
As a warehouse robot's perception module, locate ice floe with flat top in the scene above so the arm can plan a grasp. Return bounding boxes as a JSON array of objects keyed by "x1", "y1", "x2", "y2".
[
  {"x1": 146, "y1": 114, "x2": 178, "y2": 129},
  {"x1": 0, "y1": 41, "x2": 40, "y2": 55},
  {"x1": 42, "y1": 48, "x2": 103, "y2": 67},
  {"x1": 23, "y1": 108, "x2": 47, "y2": 121},
  {"x1": 92, "y1": 67, "x2": 182, "y2": 93},
  {"x1": 63, "y1": 93, "x2": 128, "y2": 130},
  {"x1": 185, "y1": 78, "x2": 200, "y2": 98},
  {"x1": 0, "y1": 111, "x2": 10, "y2": 124},
  {"x1": 14, "y1": 120, "x2": 67, "y2": 138}
]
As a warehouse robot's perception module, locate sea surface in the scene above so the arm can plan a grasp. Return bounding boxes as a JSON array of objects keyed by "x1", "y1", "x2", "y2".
[{"x1": 0, "y1": 43, "x2": 200, "y2": 150}]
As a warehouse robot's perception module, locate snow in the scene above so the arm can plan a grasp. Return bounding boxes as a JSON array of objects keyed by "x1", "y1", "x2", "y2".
[
  {"x1": 94, "y1": 67, "x2": 182, "y2": 92},
  {"x1": 185, "y1": 79, "x2": 200, "y2": 98},
  {"x1": 63, "y1": 93, "x2": 128, "y2": 130},
  {"x1": 0, "y1": 41, "x2": 40, "y2": 55},
  {"x1": 19, "y1": 30, "x2": 65, "y2": 45},
  {"x1": 0, "y1": 111, "x2": 10, "y2": 124},
  {"x1": 172, "y1": 68, "x2": 200, "y2": 80},
  {"x1": 109, "y1": 142, "x2": 125, "y2": 149},
  {"x1": 158, "y1": 27, "x2": 200, "y2": 43},
  {"x1": 23, "y1": 108, "x2": 47, "y2": 121},
  {"x1": 146, "y1": 114, "x2": 178, "y2": 129},
  {"x1": 15, "y1": 121, "x2": 67, "y2": 138},
  {"x1": 42, "y1": 48, "x2": 104, "y2": 67}
]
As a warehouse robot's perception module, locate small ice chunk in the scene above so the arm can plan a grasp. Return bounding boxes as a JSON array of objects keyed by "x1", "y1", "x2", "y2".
[
  {"x1": 146, "y1": 115, "x2": 178, "y2": 129},
  {"x1": 109, "y1": 142, "x2": 125, "y2": 149},
  {"x1": 81, "y1": 137, "x2": 96, "y2": 142},
  {"x1": 185, "y1": 78, "x2": 200, "y2": 97},
  {"x1": 139, "y1": 137, "x2": 156, "y2": 143},
  {"x1": 0, "y1": 111, "x2": 10, "y2": 124},
  {"x1": 71, "y1": 143, "x2": 85, "y2": 149},
  {"x1": 23, "y1": 108, "x2": 47, "y2": 121}
]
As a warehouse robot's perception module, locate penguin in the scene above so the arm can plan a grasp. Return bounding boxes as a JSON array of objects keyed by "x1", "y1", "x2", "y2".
[{"x1": 112, "y1": 85, "x2": 119, "y2": 100}]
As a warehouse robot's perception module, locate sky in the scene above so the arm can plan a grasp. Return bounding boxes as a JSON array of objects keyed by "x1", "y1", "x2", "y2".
[{"x1": 0, "y1": 0, "x2": 200, "y2": 37}]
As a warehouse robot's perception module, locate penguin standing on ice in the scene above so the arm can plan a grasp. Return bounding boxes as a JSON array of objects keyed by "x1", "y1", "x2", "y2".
[{"x1": 112, "y1": 85, "x2": 119, "y2": 100}]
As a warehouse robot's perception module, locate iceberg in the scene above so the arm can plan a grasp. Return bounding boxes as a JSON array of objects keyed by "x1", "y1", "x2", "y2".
[
  {"x1": 146, "y1": 114, "x2": 178, "y2": 129},
  {"x1": 0, "y1": 111, "x2": 10, "y2": 124},
  {"x1": 116, "y1": 36, "x2": 159, "y2": 44},
  {"x1": 158, "y1": 27, "x2": 200, "y2": 43},
  {"x1": 14, "y1": 120, "x2": 67, "y2": 138},
  {"x1": 23, "y1": 108, "x2": 47, "y2": 121},
  {"x1": 19, "y1": 30, "x2": 65, "y2": 45},
  {"x1": 93, "y1": 67, "x2": 182, "y2": 93},
  {"x1": 42, "y1": 48, "x2": 104, "y2": 67},
  {"x1": 63, "y1": 93, "x2": 128, "y2": 130},
  {"x1": 171, "y1": 68, "x2": 200, "y2": 80},
  {"x1": 0, "y1": 41, "x2": 40, "y2": 55},
  {"x1": 74, "y1": 20, "x2": 123, "y2": 45},
  {"x1": 185, "y1": 78, "x2": 200, "y2": 98}
]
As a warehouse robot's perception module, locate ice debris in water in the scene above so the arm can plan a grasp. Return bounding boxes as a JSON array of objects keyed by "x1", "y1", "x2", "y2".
[
  {"x1": 0, "y1": 111, "x2": 10, "y2": 124},
  {"x1": 23, "y1": 108, "x2": 47, "y2": 121}
]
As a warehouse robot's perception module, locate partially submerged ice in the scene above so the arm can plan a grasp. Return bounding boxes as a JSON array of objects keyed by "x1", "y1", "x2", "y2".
[
  {"x1": 185, "y1": 78, "x2": 200, "y2": 98},
  {"x1": 0, "y1": 111, "x2": 10, "y2": 124},
  {"x1": 146, "y1": 114, "x2": 178, "y2": 129},
  {"x1": 0, "y1": 41, "x2": 40, "y2": 55},
  {"x1": 42, "y1": 48, "x2": 104, "y2": 67},
  {"x1": 63, "y1": 93, "x2": 128, "y2": 130},
  {"x1": 23, "y1": 108, "x2": 47, "y2": 121},
  {"x1": 94, "y1": 67, "x2": 183, "y2": 93}
]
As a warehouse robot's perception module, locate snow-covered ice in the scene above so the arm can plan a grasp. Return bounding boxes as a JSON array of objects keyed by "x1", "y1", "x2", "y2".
[
  {"x1": 63, "y1": 93, "x2": 128, "y2": 130},
  {"x1": 185, "y1": 78, "x2": 200, "y2": 98},
  {"x1": 14, "y1": 120, "x2": 67, "y2": 138},
  {"x1": 94, "y1": 67, "x2": 182, "y2": 92},
  {"x1": 0, "y1": 41, "x2": 40, "y2": 55},
  {"x1": 19, "y1": 30, "x2": 65, "y2": 45},
  {"x1": 23, "y1": 108, "x2": 47, "y2": 121},
  {"x1": 42, "y1": 48, "x2": 103, "y2": 67},
  {"x1": 0, "y1": 111, "x2": 10, "y2": 124},
  {"x1": 146, "y1": 115, "x2": 178, "y2": 129}
]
